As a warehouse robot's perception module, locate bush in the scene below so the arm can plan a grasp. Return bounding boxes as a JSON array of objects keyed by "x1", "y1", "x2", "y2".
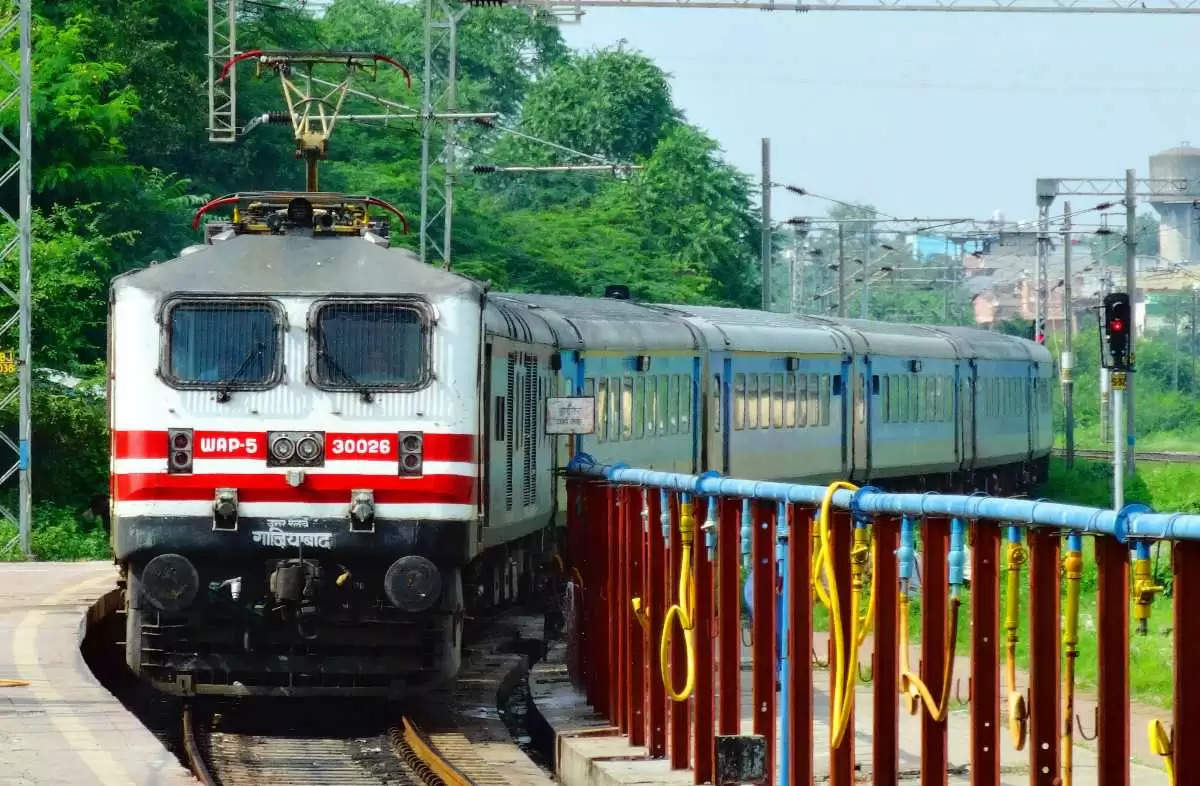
[{"x1": 0, "y1": 501, "x2": 109, "y2": 561}]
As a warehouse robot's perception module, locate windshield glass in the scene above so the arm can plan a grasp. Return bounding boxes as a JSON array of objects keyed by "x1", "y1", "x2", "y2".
[
  {"x1": 167, "y1": 301, "x2": 278, "y2": 386},
  {"x1": 313, "y1": 302, "x2": 426, "y2": 388}
]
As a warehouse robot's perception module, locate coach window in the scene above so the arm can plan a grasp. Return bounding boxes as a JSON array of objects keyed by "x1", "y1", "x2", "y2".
[
  {"x1": 595, "y1": 379, "x2": 608, "y2": 442},
  {"x1": 165, "y1": 298, "x2": 282, "y2": 389},
  {"x1": 785, "y1": 374, "x2": 798, "y2": 428},
  {"x1": 607, "y1": 377, "x2": 619, "y2": 441},
  {"x1": 621, "y1": 377, "x2": 634, "y2": 440},
  {"x1": 747, "y1": 375, "x2": 759, "y2": 429},
  {"x1": 657, "y1": 375, "x2": 669, "y2": 434},
  {"x1": 820, "y1": 375, "x2": 831, "y2": 426},
  {"x1": 734, "y1": 373, "x2": 746, "y2": 430},
  {"x1": 796, "y1": 374, "x2": 807, "y2": 427},
  {"x1": 681, "y1": 376, "x2": 692, "y2": 433},
  {"x1": 667, "y1": 375, "x2": 679, "y2": 434},
  {"x1": 758, "y1": 375, "x2": 770, "y2": 429},
  {"x1": 310, "y1": 300, "x2": 429, "y2": 391},
  {"x1": 712, "y1": 375, "x2": 721, "y2": 434},
  {"x1": 772, "y1": 373, "x2": 785, "y2": 428},
  {"x1": 634, "y1": 377, "x2": 645, "y2": 439}
]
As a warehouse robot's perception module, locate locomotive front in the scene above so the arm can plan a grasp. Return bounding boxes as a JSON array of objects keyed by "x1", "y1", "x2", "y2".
[{"x1": 110, "y1": 194, "x2": 484, "y2": 696}]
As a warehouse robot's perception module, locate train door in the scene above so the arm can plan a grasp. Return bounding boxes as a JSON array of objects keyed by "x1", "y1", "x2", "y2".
[
  {"x1": 840, "y1": 355, "x2": 853, "y2": 480},
  {"x1": 961, "y1": 360, "x2": 977, "y2": 471}
]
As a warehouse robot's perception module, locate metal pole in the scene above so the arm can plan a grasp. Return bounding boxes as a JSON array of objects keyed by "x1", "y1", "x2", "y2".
[
  {"x1": 418, "y1": 0, "x2": 434, "y2": 265},
  {"x1": 1035, "y1": 201, "x2": 1049, "y2": 343},
  {"x1": 1100, "y1": 272, "x2": 1112, "y2": 442},
  {"x1": 16, "y1": 0, "x2": 30, "y2": 556},
  {"x1": 838, "y1": 224, "x2": 846, "y2": 318},
  {"x1": 789, "y1": 232, "x2": 797, "y2": 315},
  {"x1": 1125, "y1": 169, "x2": 1137, "y2": 475},
  {"x1": 1113, "y1": 380, "x2": 1125, "y2": 509},
  {"x1": 761, "y1": 138, "x2": 771, "y2": 312},
  {"x1": 1192, "y1": 286, "x2": 1197, "y2": 391},
  {"x1": 1174, "y1": 294, "x2": 1181, "y2": 391},
  {"x1": 441, "y1": 3, "x2": 459, "y2": 270},
  {"x1": 1063, "y1": 202, "x2": 1075, "y2": 467},
  {"x1": 861, "y1": 225, "x2": 871, "y2": 319}
]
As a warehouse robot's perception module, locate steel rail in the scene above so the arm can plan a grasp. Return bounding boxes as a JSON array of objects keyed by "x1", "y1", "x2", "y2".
[
  {"x1": 181, "y1": 704, "x2": 217, "y2": 786},
  {"x1": 392, "y1": 717, "x2": 478, "y2": 786}
]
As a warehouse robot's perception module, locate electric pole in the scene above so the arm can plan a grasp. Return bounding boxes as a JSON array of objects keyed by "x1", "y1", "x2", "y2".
[
  {"x1": 837, "y1": 223, "x2": 847, "y2": 318},
  {"x1": 861, "y1": 225, "x2": 871, "y2": 320},
  {"x1": 1174, "y1": 293, "x2": 1181, "y2": 391},
  {"x1": 1100, "y1": 270, "x2": 1112, "y2": 442},
  {"x1": 761, "y1": 138, "x2": 771, "y2": 311},
  {"x1": 1193, "y1": 285, "x2": 1198, "y2": 391},
  {"x1": 1125, "y1": 169, "x2": 1137, "y2": 475},
  {"x1": 1062, "y1": 201, "x2": 1075, "y2": 467}
]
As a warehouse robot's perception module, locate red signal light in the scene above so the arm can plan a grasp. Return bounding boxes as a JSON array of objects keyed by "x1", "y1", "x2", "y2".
[{"x1": 1110, "y1": 317, "x2": 1125, "y2": 333}]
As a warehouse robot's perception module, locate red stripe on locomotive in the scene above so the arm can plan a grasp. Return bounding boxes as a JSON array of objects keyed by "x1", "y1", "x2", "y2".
[
  {"x1": 115, "y1": 472, "x2": 477, "y2": 505},
  {"x1": 113, "y1": 430, "x2": 476, "y2": 463}
]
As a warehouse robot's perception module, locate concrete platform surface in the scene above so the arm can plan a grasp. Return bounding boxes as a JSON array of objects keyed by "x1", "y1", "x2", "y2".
[
  {"x1": 533, "y1": 638, "x2": 1171, "y2": 785},
  {"x1": 0, "y1": 561, "x2": 194, "y2": 786}
]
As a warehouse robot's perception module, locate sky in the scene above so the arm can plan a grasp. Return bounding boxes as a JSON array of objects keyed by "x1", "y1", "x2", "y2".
[{"x1": 558, "y1": 10, "x2": 1200, "y2": 226}]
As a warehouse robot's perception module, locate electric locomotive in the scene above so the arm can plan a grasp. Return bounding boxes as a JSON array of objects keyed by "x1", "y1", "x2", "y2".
[{"x1": 111, "y1": 190, "x2": 1051, "y2": 698}]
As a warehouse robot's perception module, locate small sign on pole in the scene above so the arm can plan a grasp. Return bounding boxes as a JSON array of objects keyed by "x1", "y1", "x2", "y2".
[
  {"x1": 0, "y1": 351, "x2": 16, "y2": 374},
  {"x1": 545, "y1": 397, "x2": 595, "y2": 434}
]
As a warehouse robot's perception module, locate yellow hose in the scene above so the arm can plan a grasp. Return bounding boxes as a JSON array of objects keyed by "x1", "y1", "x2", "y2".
[
  {"x1": 1149, "y1": 719, "x2": 1176, "y2": 786},
  {"x1": 810, "y1": 481, "x2": 873, "y2": 748},
  {"x1": 898, "y1": 590, "x2": 960, "y2": 722},
  {"x1": 1061, "y1": 545, "x2": 1082, "y2": 786},
  {"x1": 660, "y1": 497, "x2": 696, "y2": 702},
  {"x1": 1005, "y1": 539, "x2": 1029, "y2": 750}
]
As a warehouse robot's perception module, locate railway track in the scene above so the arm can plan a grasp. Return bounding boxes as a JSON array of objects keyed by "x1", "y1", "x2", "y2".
[
  {"x1": 176, "y1": 611, "x2": 550, "y2": 786},
  {"x1": 1056, "y1": 448, "x2": 1200, "y2": 463},
  {"x1": 182, "y1": 703, "x2": 478, "y2": 786}
]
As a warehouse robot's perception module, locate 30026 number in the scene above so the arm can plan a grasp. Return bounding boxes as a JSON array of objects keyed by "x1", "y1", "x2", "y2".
[{"x1": 329, "y1": 437, "x2": 393, "y2": 456}]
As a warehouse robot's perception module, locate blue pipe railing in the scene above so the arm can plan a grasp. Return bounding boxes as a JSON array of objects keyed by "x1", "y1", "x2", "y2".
[{"x1": 565, "y1": 453, "x2": 1196, "y2": 542}]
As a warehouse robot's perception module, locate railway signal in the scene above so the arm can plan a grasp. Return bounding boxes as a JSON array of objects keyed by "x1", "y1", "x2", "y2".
[{"x1": 1101, "y1": 292, "x2": 1132, "y2": 371}]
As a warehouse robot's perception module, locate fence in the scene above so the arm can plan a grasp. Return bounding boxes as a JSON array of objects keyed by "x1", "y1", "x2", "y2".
[{"x1": 561, "y1": 453, "x2": 1198, "y2": 786}]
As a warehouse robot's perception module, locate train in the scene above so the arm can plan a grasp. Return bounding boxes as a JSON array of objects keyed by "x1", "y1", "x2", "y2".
[{"x1": 110, "y1": 190, "x2": 1052, "y2": 697}]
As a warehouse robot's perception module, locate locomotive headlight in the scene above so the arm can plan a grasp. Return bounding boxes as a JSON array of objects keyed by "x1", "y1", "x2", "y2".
[
  {"x1": 296, "y1": 435, "x2": 322, "y2": 462},
  {"x1": 167, "y1": 428, "x2": 193, "y2": 474},
  {"x1": 384, "y1": 555, "x2": 442, "y2": 613},
  {"x1": 270, "y1": 435, "x2": 296, "y2": 462},
  {"x1": 398, "y1": 431, "x2": 423, "y2": 476}
]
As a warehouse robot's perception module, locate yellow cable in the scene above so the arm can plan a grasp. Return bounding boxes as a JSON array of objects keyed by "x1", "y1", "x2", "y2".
[
  {"x1": 0, "y1": 679, "x2": 29, "y2": 687},
  {"x1": 1149, "y1": 719, "x2": 1176, "y2": 786},
  {"x1": 810, "y1": 481, "x2": 872, "y2": 749},
  {"x1": 660, "y1": 497, "x2": 697, "y2": 702},
  {"x1": 897, "y1": 589, "x2": 961, "y2": 722},
  {"x1": 1061, "y1": 546, "x2": 1082, "y2": 786},
  {"x1": 1005, "y1": 540, "x2": 1029, "y2": 751}
]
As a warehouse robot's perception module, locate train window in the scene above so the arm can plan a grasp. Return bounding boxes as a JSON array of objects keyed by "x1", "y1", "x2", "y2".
[
  {"x1": 910, "y1": 376, "x2": 921, "y2": 422},
  {"x1": 772, "y1": 374, "x2": 785, "y2": 428},
  {"x1": 681, "y1": 376, "x2": 692, "y2": 433},
  {"x1": 759, "y1": 375, "x2": 771, "y2": 429},
  {"x1": 892, "y1": 375, "x2": 901, "y2": 422},
  {"x1": 634, "y1": 377, "x2": 645, "y2": 439},
  {"x1": 608, "y1": 377, "x2": 620, "y2": 441},
  {"x1": 927, "y1": 377, "x2": 935, "y2": 422},
  {"x1": 596, "y1": 379, "x2": 608, "y2": 442},
  {"x1": 645, "y1": 376, "x2": 656, "y2": 437},
  {"x1": 165, "y1": 299, "x2": 282, "y2": 389},
  {"x1": 820, "y1": 375, "x2": 831, "y2": 426},
  {"x1": 809, "y1": 373, "x2": 820, "y2": 427},
  {"x1": 881, "y1": 376, "x2": 889, "y2": 423},
  {"x1": 796, "y1": 374, "x2": 808, "y2": 427},
  {"x1": 310, "y1": 300, "x2": 428, "y2": 390},
  {"x1": 855, "y1": 373, "x2": 865, "y2": 425},
  {"x1": 621, "y1": 377, "x2": 634, "y2": 441},
  {"x1": 872, "y1": 375, "x2": 880, "y2": 395},
  {"x1": 786, "y1": 374, "x2": 798, "y2": 428},
  {"x1": 666, "y1": 375, "x2": 678, "y2": 434},
  {"x1": 734, "y1": 374, "x2": 746, "y2": 431},
  {"x1": 658, "y1": 375, "x2": 669, "y2": 434},
  {"x1": 713, "y1": 375, "x2": 721, "y2": 434},
  {"x1": 747, "y1": 375, "x2": 759, "y2": 429}
]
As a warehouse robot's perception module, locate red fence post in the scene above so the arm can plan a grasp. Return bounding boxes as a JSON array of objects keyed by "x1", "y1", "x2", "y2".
[
  {"x1": 1095, "y1": 535, "x2": 1129, "y2": 786},
  {"x1": 606, "y1": 483, "x2": 620, "y2": 723},
  {"x1": 1027, "y1": 530, "x2": 1060, "y2": 786},
  {"x1": 830, "y1": 510, "x2": 855, "y2": 786},
  {"x1": 752, "y1": 499, "x2": 777, "y2": 784},
  {"x1": 718, "y1": 497, "x2": 742, "y2": 741},
  {"x1": 646, "y1": 489, "x2": 668, "y2": 758},
  {"x1": 920, "y1": 516, "x2": 949, "y2": 786},
  {"x1": 587, "y1": 481, "x2": 608, "y2": 713},
  {"x1": 627, "y1": 487, "x2": 646, "y2": 747},
  {"x1": 669, "y1": 493, "x2": 690, "y2": 770},
  {"x1": 617, "y1": 486, "x2": 630, "y2": 734},
  {"x1": 1175, "y1": 540, "x2": 1200, "y2": 782},
  {"x1": 789, "y1": 504, "x2": 814, "y2": 785},
  {"x1": 694, "y1": 498, "x2": 715, "y2": 784},
  {"x1": 872, "y1": 515, "x2": 900, "y2": 786},
  {"x1": 970, "y1": 520, "x2": 1001, "y2": 786}
]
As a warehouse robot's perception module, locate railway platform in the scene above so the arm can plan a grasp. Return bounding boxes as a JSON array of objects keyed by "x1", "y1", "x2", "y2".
[{"x1": 0, "y1": 561, "x2": 194, "y2": 786}]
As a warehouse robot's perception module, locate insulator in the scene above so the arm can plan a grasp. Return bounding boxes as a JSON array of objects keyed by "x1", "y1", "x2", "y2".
[
  {"x1": 472, "y1": 165, "x2": 497, "y2": 174},
  {"x1": 266, "y1": 111, "x2": 291, "y2": 124},
  {"x1": 472, "y1": 116, "x2": 495, "y2": 128}
]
